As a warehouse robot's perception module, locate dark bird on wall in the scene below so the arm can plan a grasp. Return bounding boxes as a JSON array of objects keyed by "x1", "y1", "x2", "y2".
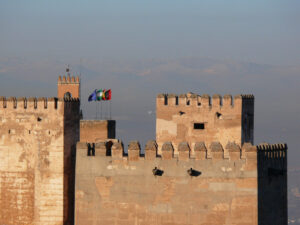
[
  {"x1": 187, "y1": 168, "x2": 201, "y2": 177},
  {"x1": 152, "y1": 167, "x2": 164, "y2": 176},
  {"x1": 179, "y1": 111, "x2": 185, "y2": 115}
]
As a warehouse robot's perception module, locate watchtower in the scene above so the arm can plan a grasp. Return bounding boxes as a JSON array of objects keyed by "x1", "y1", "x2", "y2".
[
  {"x1": 156, "y1": 92, "x2": 254, "y2": 153},
  {"x1": 57, "y1": 67, "x2": 80, "y2": 99},
  {"x1": 0, "y1": 97, "x2": 80, "y2": 225}
]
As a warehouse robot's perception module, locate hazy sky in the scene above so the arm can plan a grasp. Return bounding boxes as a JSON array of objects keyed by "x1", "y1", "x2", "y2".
[
  {"x1": 0, "y1": 1, "x2": 300, "y2": 167},
  {"x1": 1, "y1": 1, "x2": 300, "y2": 64}
]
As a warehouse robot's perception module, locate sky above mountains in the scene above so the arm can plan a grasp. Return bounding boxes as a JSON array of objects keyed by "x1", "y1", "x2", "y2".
[
  {"x1": 0, "y1": 1, "x2": 299, "y2": 168},
  {"x1": 1, "y1": 1, "x2": 300, "y2": 64}
]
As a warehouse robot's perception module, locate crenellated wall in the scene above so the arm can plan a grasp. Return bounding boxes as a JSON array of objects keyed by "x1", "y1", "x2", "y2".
[
  {"x1": 57, "y1": 75, "x2": 80, "y2": 99},
  {"x1": 156, "y1": 93, "x2": 254, "y2": 154},
  {"x1": 0, "y1": 97, "x2": 80, "y2": 225},
  {"x1": 75, "y1": 140, "x2": 287, "y2": 225}
]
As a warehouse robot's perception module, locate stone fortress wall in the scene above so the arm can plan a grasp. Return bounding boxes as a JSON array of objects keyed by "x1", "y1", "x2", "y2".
[
  {"x1": 156, "y1": 93, "x2": 254, "y2": 154},
  {"x1": 75, "y1": 140, "x2": 287, "y2": 225},
  {"x1": 0, "y1": 72, "x2": 287, "y2": 225},
  {"x1": 0, "y1": 97, "x2": 80, "y2": 225}
]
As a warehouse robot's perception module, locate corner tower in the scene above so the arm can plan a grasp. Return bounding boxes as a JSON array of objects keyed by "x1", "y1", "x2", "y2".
[
  {"x1": 156, "y1": 92, "x2": 254, "y2": 152},
  {"x1": 0, "y1": 97, "x2": 80, "y2": 225},
  {"x1": 57, "y1": 67, "x2": 80, "y2": 99}
]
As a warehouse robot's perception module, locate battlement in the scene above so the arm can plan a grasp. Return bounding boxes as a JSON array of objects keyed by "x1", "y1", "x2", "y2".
[
  {"x1": 156, "y1": 92, "x2": 255, "y2": 148},
  {"x1": 76, "y1": 140, "x2": 287, "y2": 163},
  {"x1": 0, "y1": 96, "x2": 80, "y2": 110},
  {"x1": 58, "y1": 75, "x2": 80, "y2": 84},
  {"x1": 157, "y1": 93, "x2": 254, "y2": 107}
]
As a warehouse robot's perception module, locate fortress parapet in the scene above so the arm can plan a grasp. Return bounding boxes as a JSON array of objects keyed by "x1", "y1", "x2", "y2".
[
  {"x1": 76, "y1": 140, "x2": 286, "y2": 165},
  {"x1": 156, "y1": 92, "x2": 254, "y2": 153},
  {"x1": 58, "y1": 75, "x2": 80, "y2": 84},
  {"x1": 0, "y1": 96, "x2": 79, "y2": 110},
  {"x1": 0, "y1": 96, "x2": 79, "y2": 111},
  {"x1": 157, "y1": 93, "x2": 254, "y2": 108}
]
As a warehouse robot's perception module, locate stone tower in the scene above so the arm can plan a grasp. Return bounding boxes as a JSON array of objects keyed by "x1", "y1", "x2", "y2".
[
  {"x1": 156, "y1": 93, "x2": 254, "y2": 153},
  {"x1": 0, "y1": 96, "x2": 80, "y2": 224},
  {"x1": 57, "y1": 68, "x2": 80, "y2": 99}
]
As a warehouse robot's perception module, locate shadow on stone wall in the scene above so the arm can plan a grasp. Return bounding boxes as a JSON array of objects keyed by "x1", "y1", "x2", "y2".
[{"x1": 257, "y1": 144, "x2": 287, "y2": 225}]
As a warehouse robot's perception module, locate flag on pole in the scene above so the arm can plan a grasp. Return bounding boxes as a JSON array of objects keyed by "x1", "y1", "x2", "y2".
[
  {"x1": 88, "y1": 89, "x2": 97, "y2": 101},
  {"x1": 88, "y1": 89, "x2": 111, "y2": 101},
  {"x1": 102, "y1": 89, "x2": 106, "y2": 100},
  {"x1": 96, "y1": 89, "x2": 104, "y2": 101},
  {"x1": 104, "y1": 89, "x2": 111, "y2": 100}
]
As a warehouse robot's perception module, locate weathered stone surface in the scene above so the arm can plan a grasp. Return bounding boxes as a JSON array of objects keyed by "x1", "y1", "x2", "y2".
[
  {"x1": 156, "y1": 93, "x2": 254, "y2": 154},
  {"x1": 75, "y1": 140, "x2": 287, "y2": 225},
  {"x1": 80, "y1": 120, "x2": 116, "y2": 142},
  {"x1": 0, "y1": 97, "x2": 80, "y2": 225}
]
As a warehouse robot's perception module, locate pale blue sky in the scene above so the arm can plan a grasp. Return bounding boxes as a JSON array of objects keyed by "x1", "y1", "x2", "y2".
[{"x1": 1, "y1": 0, "x2": 300, "y2": 64}]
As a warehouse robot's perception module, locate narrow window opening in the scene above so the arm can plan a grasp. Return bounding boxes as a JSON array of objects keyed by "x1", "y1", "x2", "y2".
[
  {"x1": 37, "y1": 117, "x2": 42, "y2": 122},
  {"x1": 216, "y1": 112, "x2": 222, "y2": 119},
  {"x1": 179, "y1": 111, "x2": 185, "y2": 116},
  {"x1": 8, "y1": 129, "x2": 10, "y2": 134},
  {"x1": 194, "y1": 123, "x2": 205, "y2": 130},
  {"x1": 48, "y1": 131, "x2": 51, "y2": 135},
  {"x1": 64, "y1": 92, "x2": 72, "y2": 99},
  {"x1": 54, "y1": 98, "x2": 58, "y2": 109},
  {"x1": 187, "y1": 100, "x2": 190, "y2": 105},
  {"x1": 106, "y1": 141, "x2": 113, "y2": 156},
  {"x1": 164, "y1": 96, "x2": 168, "y2": 105},
  {"x1": 87, "y1": 143, "x2": 95, "y2": 156},
  {"x1": 29, "y1": 130, "x2": 31, "y2": 134},
  {"x1": 175, "y1": 96, "x2": 179, "y2": 105}
]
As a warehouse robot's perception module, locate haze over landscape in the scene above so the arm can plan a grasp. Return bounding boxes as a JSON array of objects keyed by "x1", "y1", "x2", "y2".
[{"x1": 1, "y1": 0, "x2": 300, "y2": 222}]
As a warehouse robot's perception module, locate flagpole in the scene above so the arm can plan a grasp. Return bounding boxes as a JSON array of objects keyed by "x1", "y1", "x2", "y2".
[
  {"x1": 100, "y1": 101, "x2": 102, "y2": 120},
  {"x1": 109, "y1": 100, "x2": 111, "y2": 120},
  {"x1": 95, "y1": 102, "x2": 98, "y2": 119},
  {"x1": 106, "y1": 100, "x2": 108, "y2": 119}
]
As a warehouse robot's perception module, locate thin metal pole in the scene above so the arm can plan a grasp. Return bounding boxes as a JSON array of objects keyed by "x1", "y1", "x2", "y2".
[
  {"x1": 110, "y1": 100, "x2": 111, "y2": 119},
  {"x1": 100, "y1": 101, "x2": 102, "y2": 119},
  {"x1": 106, "y1": 100, "x2": 108, "y2": 119},
  {"x1": 95, "y1": 102, "x2": 98, "y2": 119}
]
